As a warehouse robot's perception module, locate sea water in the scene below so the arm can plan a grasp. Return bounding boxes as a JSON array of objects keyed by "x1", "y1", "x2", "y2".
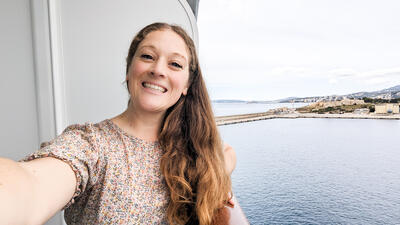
[{"x1": 217, "y1": 107, "x2": 400, "y2": 224}]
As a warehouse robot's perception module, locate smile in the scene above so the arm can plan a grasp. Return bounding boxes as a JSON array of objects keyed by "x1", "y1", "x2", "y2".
[{"x1": 142, "y1": 82, "x2": 167, "y2": 93}]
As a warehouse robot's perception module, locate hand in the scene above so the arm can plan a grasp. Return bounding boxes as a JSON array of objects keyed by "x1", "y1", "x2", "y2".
[
  {"x1": 223, "y1": 143, "x2": 237, "y2": 176},
  {"x1": 226, "y1": 193, "x2": 235, "y2": 208}
]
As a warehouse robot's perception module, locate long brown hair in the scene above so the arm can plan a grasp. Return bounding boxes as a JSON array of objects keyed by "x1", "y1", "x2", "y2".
[{"x1": 125, "y1": 23, "x2": 231, "y2": 224}]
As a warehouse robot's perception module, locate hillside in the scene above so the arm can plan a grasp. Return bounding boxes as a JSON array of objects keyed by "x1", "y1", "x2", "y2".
[
  {"x1": 212, "y1": 84, "x2": 400, "y2": 104},
  {"x1": 279, "y1": 85, "x2": 400, "y2": 103}
]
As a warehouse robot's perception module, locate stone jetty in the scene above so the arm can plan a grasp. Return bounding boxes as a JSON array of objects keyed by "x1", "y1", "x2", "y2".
[{"x1": 215, "y1": 112, "x2": 400, "y2": 126}]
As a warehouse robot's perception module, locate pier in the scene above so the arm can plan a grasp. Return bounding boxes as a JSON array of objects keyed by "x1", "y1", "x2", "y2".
[{"x1": 215, "y1": 112, "x2": 400, "y2": 126}]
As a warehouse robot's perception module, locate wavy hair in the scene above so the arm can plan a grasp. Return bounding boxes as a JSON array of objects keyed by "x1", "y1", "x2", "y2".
[{"x1": 125, "y1": 23, "x2": 231, "y2": 224}]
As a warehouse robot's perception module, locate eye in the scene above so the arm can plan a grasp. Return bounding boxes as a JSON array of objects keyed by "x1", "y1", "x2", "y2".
[
  {"x1": 171, "y1": 62, "x2": 183, "y2": 69},
  {"x1": 141, "y1": 54, "x2": 153, "y2": 60}
]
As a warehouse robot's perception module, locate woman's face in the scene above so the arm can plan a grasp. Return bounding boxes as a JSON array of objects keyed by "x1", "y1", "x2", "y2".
[{"x1": 127, "y1": 29, "x2": 190, "y2": 114}]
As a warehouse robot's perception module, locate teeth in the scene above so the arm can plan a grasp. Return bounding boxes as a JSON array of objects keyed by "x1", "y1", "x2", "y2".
[{"x1": 143, "y1": 82, "x2": 166, "y2": 93}]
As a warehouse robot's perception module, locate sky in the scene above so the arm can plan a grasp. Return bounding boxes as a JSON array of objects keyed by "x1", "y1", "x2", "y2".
[{"x1": 197, "y1": 0, "x2": 400, "y2": 101}]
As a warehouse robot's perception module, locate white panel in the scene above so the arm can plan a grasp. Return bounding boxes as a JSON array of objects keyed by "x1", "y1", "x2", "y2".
[
  {"x1": 31, "y1": 0, "x2": 57, "y2": 143},
  {"x1": 50, "y1": 0, "x2": 198, "y2": 126},
  {"x1": 0, "y1": 0, "x2": 39, "y2": 160}
]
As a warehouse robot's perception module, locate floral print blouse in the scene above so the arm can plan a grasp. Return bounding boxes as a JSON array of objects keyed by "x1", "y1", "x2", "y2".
[{"x1": 21, "y1": 119, "x2": 169, "y2": 224}]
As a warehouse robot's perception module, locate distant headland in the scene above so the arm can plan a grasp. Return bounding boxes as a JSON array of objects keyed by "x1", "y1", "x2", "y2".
[
  {"x1": 212, "y1": 84, "x2": 400, "y2": 104},
  {"x1": 213, "y1": 84, "x2": 400, "y2": 125}
]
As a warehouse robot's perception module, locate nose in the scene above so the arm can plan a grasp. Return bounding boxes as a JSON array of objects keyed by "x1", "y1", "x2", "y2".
[{"x1": 150, "y1": 58, "x2": 167, "y2": 78}]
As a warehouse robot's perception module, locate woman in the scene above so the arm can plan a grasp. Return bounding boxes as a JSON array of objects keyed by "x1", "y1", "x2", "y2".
[{"x1": 0, "y1": 23, "x2": 236, "y2": 224}]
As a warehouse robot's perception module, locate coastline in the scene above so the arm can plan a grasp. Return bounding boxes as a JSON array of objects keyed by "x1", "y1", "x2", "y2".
[{"x1": 215, "y1": 112, "x2": 400, "y2": 126}]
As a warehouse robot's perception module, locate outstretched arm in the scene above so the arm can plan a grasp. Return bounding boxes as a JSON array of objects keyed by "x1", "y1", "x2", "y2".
[{"x1": 0, "y1": 157, "x2": 76, "y2": 225}]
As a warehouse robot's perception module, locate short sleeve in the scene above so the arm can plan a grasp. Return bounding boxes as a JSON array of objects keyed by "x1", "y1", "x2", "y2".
[{"x1": 19, "y1": 123, "x2": 103, "y2": 209}]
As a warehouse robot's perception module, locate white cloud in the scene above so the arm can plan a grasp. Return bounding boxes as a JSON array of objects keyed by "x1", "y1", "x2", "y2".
[
  {"x1": 327, "y1": 68, "x2": 359, "y2": 78},
  {"x1": 358, "y1": 68, "x2": 400, "y2": 79},
  {"x1": 364, "y1": 77, "x2": 388, "y2": 85},
  {"x1": 329, "y1": 79, "x2": 338, "y2": 84},
  {"x1": 198, "y1": 1, "x2": 400, "y2": 99}
]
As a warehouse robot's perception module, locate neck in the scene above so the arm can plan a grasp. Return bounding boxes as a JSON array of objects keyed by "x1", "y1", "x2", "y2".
[{"x1": 113, "y1": 104, "x2": 165, "y2": 142}]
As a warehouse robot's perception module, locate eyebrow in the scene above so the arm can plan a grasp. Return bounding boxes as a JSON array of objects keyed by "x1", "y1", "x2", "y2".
[{"x1": 139, "y1": 45, "x2": 188, "y2": 63}]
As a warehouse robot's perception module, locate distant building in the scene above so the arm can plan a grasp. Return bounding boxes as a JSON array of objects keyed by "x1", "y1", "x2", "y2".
[
  {"x1": 375, "y1": 103, "x2": 400, "y2": 114},
  {"x1": 354, "y1": 108, "x2": 369, "y2": 114}
]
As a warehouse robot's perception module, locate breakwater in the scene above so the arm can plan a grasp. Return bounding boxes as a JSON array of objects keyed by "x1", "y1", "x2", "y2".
[{"x1": 215, "y1": 112, "x2": 400, "y2": 126}]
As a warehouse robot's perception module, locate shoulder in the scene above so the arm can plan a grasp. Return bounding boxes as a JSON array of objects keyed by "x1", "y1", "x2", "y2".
[
  {"x1": 223, "y1": 143, "x2": 237, "y2": 175},
  {"x1": 63, "y1": 120, "x2": 106, "y2": 135},
  {"x1": 54, "y1": 120, "x2": 110, "y2": 145}
]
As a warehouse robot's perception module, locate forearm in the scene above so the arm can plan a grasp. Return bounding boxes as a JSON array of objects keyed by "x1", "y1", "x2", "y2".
[
  {"x1": 0, "y1": 157, "x2": 37, "y2": 224},
  {"x1": 223, "y1": 143, "x2": 237, "y2": 175}
]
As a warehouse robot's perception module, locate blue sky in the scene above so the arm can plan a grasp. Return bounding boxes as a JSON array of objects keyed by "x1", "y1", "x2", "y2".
[{"x1": 197, "y1": 0, "x2": 400, "y2": 101}]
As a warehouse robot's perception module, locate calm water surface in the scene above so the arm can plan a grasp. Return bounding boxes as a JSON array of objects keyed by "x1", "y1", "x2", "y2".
[{"x1": 219, "y1": 119, "x2": 400, "y2": 224}]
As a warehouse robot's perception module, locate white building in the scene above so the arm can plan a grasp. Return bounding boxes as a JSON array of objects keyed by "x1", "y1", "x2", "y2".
[
  {"x1": 375, "y1": 103, "x2": 400, "y2": 114},
  {"x1": 354, "y1": 108, "x2": 370, "y2": 114}
]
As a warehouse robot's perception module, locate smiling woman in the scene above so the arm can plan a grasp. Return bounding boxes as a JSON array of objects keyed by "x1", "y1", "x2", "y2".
[{"x1": 0, "y1": 22, "x2": 237, "y2": 225}]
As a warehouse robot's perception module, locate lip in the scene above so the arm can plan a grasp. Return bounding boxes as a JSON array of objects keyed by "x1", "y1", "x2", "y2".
[{"x1": 142, "y1": 81, "x2": 168, "y2": 93}]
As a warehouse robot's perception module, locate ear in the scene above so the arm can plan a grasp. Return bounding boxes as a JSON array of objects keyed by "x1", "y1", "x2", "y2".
[{"x1": 182, "y1": 86, "x2": 188, "y2": 96}]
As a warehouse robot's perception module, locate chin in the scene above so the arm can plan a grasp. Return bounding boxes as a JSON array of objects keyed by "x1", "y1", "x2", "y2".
[
  {"x1": 133, "y1": 95, "x2": 178, "y2": 114},
  {"x1": 139, "y1": 101, "x2": 168, "y2": 113}
]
